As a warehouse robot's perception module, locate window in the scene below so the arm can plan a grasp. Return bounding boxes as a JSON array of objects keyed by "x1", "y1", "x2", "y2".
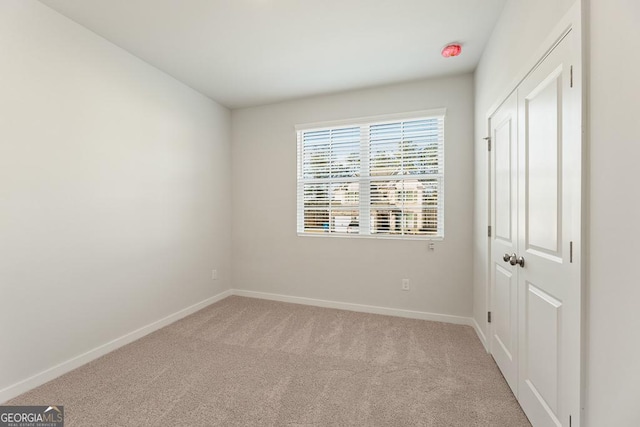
[{"x1": 296, "y1": 109, "x2": 444, "y2": 239}]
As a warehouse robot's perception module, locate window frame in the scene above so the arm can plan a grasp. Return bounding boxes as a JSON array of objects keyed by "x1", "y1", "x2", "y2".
[{"x1": 296, "y1": 109, "x2": 445, "y2": 240}]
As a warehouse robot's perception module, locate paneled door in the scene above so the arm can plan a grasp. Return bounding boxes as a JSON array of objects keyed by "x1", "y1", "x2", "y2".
[
  {"x1": 516, "y1": 29, "x2": 581, "y2": 427},
  {"x1": 488, "y1": 28, "x2": 582, "y2": 427},
  {"x1": 489, "y1": 92, "x2": 519, "y2": 396}
]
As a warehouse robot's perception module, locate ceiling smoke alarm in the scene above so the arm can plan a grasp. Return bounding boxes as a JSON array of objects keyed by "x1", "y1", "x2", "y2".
[{"x1": 441, "y1": 44, "x2": 462, "y2": 58}]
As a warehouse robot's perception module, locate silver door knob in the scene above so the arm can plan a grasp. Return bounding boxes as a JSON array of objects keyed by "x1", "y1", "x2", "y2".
[
  {"x1": 503, "y1": 253, "x2": 512, "y2": 262},
  {"x1": 509, "y1": 255, "x2": 525, "y2": 267}
]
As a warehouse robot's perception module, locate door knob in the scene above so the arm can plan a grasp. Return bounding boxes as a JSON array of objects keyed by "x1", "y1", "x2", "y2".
[
  {"x1": 509, "y1": 255, "x2": 525, "y2": 267},
  {"x1": 503, "y1": 253, "x2": 512, "y2": 262}
]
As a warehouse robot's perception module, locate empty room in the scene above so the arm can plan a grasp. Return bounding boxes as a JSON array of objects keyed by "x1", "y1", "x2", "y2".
[{"x1": 0, "y1": 0, "x2": 638, "y2": 426}]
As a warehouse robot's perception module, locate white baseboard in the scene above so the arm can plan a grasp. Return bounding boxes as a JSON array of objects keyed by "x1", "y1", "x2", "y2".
[
  {"x1": 472, "y1": 317, "x2": 489, "y2": 352},
  {"x1": 0, "y1": 289, "x2": 233, "y2": 404},
  {"x1": 232, "y1": 289, "x2": 474, "y2": 326}
]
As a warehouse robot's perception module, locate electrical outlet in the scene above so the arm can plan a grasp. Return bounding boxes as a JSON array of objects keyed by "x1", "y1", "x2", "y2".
[
  {"x1": 212, "y1": 269, "x2": 218, "y2": 280},
  {"x1": 401, "y1": 278, "x2": 410, "y2": 291}
]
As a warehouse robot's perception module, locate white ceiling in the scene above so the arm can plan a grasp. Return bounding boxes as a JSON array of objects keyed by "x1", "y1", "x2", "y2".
[{"x1": 39, "y1": 0, "x2": 506, "y2": 109}]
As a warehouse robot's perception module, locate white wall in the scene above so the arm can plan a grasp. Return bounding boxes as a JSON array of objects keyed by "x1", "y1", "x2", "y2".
[
  {"x1": 587, "y1": 0, "x2": 640, "y2": 425},
  {"x1": 475, "y1": 0, "x2": 640, "y2": 425},
  {"x1": 231, "y1": 75, "x2": 474, "y2": 317},
  {"x1": 0, "y1": 0, "x2": 231, "y2": 398}
]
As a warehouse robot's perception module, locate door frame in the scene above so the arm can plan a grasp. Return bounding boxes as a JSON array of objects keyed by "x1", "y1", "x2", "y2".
[{"x1": 484, "y1": 2, "x2": 585, "y2": 425}]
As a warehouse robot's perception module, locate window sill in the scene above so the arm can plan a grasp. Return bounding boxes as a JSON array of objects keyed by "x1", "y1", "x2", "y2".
[{"x1": 296, "y1": 232, "x2": 444, "y2": 241}]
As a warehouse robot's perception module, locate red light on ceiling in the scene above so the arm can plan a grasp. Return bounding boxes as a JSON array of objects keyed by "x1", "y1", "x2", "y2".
[{"x1": 441, "y1": 44, "x2": 462, "y2": 58}]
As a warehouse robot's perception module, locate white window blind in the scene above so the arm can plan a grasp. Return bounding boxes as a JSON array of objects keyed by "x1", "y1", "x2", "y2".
[{"x1": 296, "y1": 110, "x2": 445, "y2": 239}]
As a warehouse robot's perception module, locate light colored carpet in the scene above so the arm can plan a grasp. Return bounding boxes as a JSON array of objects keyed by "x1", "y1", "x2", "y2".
[{"x1": 9, "y1": 296, "x2": 531, "y2": 426}]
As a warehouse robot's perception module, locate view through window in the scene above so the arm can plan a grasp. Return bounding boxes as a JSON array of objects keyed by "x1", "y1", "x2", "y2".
[{"x1": 296, "y1": 110, "x2": 445, "y2": 239}]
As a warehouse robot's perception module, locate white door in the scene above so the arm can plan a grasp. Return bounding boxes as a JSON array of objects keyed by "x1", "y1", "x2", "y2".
[
  {"x1": 516, "y1": 29, "x2": 581, "y2": 427},
  {"x1": 489, "y1": 92, "x2": 519, "y2": 396},
  {"x1": 488, "y1": 29, "x2": 582, "y2": 427}
]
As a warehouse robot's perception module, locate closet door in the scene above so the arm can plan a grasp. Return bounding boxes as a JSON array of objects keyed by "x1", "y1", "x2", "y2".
[
  {"x1": 489, "y1": 92, "x2": 519, "y2": 395},
  {"x1": 517, "y1": 29, "x2": 581, "y2": 427}
]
